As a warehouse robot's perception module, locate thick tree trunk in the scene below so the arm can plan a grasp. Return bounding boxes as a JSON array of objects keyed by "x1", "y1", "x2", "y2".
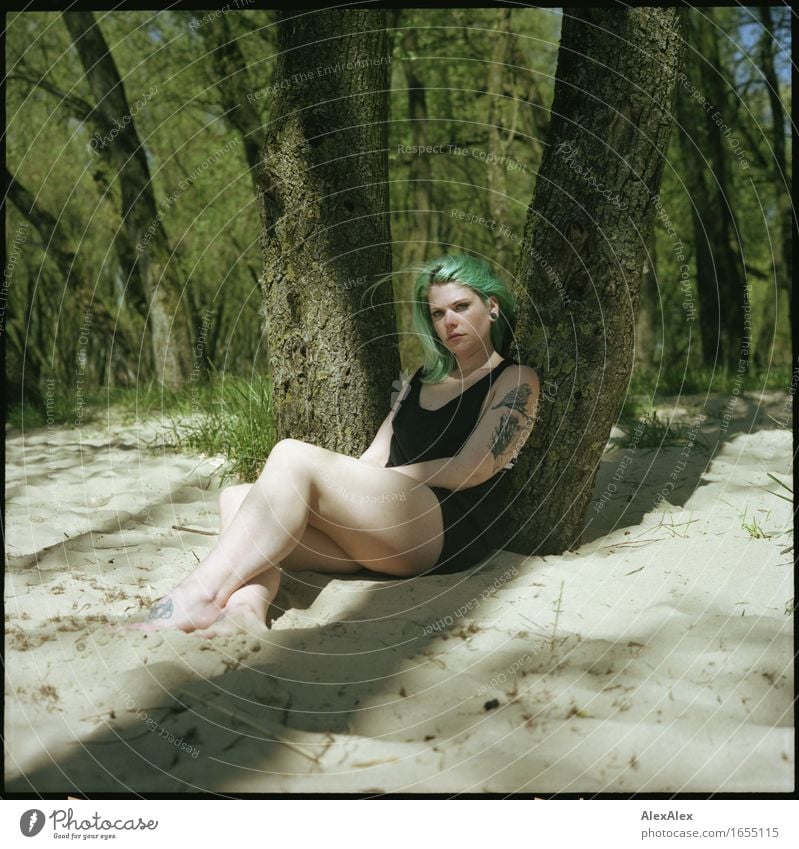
[
  {"x1": 63, "y1": 11, "x2": 192, "y2": 390},
  {"x1": 258, "y1": 10, "x2": 399, "y2": 453},
  {"x1": 504, "y1": 8, "x2": 684, "y2": 555}
]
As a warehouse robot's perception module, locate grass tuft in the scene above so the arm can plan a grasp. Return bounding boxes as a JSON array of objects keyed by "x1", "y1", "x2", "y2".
[{"x1": 169, "y1": 374, "x2": 276, "y2": 483}]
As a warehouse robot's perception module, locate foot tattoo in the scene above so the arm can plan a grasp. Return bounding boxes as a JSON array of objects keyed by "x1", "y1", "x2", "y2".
[{"x1": 146, "y1": 598, "x2": 174, "y2": 622}]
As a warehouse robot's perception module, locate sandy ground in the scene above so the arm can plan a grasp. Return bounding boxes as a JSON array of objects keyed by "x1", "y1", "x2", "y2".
[{"x1": 4, "y1": 390, "x2": 794, "y2": 793}]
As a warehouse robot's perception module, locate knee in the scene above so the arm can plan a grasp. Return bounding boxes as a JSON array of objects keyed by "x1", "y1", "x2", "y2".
[
  {"x1": 268, "y1": 438, "x2": 315, "y2": 466},
  {"x1": 218, "y1": 483, "x2": 251, "y2": 512}
]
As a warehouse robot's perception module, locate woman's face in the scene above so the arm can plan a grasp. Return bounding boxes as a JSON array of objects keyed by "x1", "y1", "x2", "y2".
[{"x1": 427, "y1": 282, "x2": 498, "y2": 359}]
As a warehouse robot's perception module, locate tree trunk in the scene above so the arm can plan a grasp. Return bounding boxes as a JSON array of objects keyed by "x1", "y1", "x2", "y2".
[
  {"x1": 396, "y1": 20, "x2": 437, "y2": 370},
  {"x1": 504, "y1": 8, "x2": 684, "y2": 555},
  {"x1": 635, "y1": 227, "x2": 658, "y2": 369},
  {"x1": 5, "y1": 166, "x2": 143, "y2": 392},
  {"x1": 199, "y1": 14, "x2": 264, "y2": 191},
  {"x1": 63, "y1": 11, "x2": 192, "y2": 390},
  {"x1": 675, "y1": 11, "x2": 748, "y2": 370},
  {"x1": 485, "y1": 8, "x2": 515, "y2": 273},
  {"x1": 755, "y1": 6, "x2": 792, "y2": 365},
  {"x1": 257, "y1": 10, "x2": 399, "y2": 453}
]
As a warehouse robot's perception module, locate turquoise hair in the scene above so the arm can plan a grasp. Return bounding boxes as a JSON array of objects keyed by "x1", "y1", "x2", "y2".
[{"x1": 411, "y1": 254, "x2": 516, "y2": 384}]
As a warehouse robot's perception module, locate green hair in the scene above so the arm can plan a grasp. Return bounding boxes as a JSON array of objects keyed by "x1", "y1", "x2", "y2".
[{"x1": 411, "y1": 254, "x2": 517, "y2": 384}]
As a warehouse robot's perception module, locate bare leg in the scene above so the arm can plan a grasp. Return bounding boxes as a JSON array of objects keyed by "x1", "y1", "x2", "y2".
[
  {"x1": 129, "y1": 439, "x2": 444, "y2": 632},
  {"x1": 194, "y1": 485, "x2": 363, "y2": 638}
]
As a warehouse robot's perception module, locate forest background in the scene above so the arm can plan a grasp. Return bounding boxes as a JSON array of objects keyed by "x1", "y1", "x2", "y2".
[{"x1": 4, "y1": 6, "x2": 793, "y2": 485}]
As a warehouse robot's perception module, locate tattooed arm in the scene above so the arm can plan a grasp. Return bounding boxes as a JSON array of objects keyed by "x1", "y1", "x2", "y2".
[{"x1": 392, "y1": 366, "x2": 539, "y2": 491}]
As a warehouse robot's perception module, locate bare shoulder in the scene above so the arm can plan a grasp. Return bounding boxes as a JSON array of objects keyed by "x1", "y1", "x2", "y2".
[
  {"x1": 492, "y1": 364, "x2": 539, "y2": 397},
  {"x1": 482, "y1": 366, "x2": 538, "y2": 420}
]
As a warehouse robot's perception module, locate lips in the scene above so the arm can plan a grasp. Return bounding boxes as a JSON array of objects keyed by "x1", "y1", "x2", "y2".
[{"x1": 447, "y1": 333, "x2": 465, "y2": 341}]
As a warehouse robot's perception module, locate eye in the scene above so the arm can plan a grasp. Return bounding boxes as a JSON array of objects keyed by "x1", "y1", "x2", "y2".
[
  {"x1": 430, "y1": 310, "x2": 443, "y2": 320},
  {"x1": 456, "y1": 302, "x2": 469, "y2": 311}
]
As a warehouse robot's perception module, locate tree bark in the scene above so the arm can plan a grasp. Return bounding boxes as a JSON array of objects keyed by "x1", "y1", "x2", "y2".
[
  {"x1": 504, "y1": 8, "x2": 685, "y2": 555},
  {"x1": 485, "y1": 8, "x2": 515, "y2": 273},
  {"x1": 676, "y1": 10, "x2": 748, "y2": 370},
  {"x1": 257, "y1": 9, "x2": 399, "y2": 453},
  {"x1": 396, "y1": 20, "x2": 437, "y2": 369},
  {"x1": 199, "y1": 14, "x2": 264, "y2": 190},
  {"x1": 635, "y1": 227, "x2": 658, "y2": 369},
  {"x1": 5, "y1": 166, "x2": 144, "y2": 390},
  {"x1": 63, "y1": 11, "x2": 192, "y2": 390},
  {"x1": 755, "y1": 6, "x2": 793, "y2": 365}
]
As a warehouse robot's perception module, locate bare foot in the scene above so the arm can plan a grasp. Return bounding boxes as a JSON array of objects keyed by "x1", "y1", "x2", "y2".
[
  {"x1": 126, "y1": 580, "x2": 225, "y2": 633},
  {"x1": 193, "y1": 604, "x2": 270, "y2": 639}
]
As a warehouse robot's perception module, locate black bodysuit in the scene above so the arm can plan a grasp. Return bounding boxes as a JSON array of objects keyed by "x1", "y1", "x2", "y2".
[{"x1": 385, "y1": 358, "x2": 517, "y2": 574}]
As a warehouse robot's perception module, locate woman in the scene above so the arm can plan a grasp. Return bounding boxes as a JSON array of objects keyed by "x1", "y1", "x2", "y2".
[{"x1": 130, "y1": 255, "x2": 539, "y2": 635}]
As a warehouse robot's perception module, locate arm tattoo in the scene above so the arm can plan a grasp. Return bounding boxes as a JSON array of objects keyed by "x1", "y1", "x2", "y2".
[
  {"x1": 146, "y1": 598, "x2": 174, "y2": 621},
  {"x1": 490, "y1": 414, "x2": 523, "y2": 461},
  {"x1": 491, "y1": 385, "x2": 535, "y2": 423},
  {"x1": 487, "y1": 384, "x2": 537, "y2": 469}
]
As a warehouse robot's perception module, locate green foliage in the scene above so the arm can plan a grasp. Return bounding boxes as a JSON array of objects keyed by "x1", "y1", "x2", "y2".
[
  {"x1": 167, "y1": 374, "x2": 276, "y2": 484},
  {"x1": 614, "y1": 406, "x2": 695, "y2": 449},
  {"x1": 4, "y1": 8, "x2": 792, "y2": 410}
]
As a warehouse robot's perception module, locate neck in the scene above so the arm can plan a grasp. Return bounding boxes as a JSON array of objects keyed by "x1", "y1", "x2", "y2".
[{"x1": 452, "y1": 348, "x2": 502, "y2": 379}]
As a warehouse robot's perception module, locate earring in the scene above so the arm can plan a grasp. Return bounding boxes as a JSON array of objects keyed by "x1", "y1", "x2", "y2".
[{"x1": 490, "y1": 311, "x2": 498, "y2": 322}]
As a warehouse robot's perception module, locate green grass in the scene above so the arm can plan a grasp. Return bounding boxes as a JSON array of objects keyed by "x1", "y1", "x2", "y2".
[
  {"x1": 6, "y1": 372, "x2": 277, "y2": 485},
  {"x1": 741, "y1": 511, "x2": 768, "y2": 539},
  {"x1": 614, "y1": 407, "x2": 695, "y2": 449},
  {"x1": 5, "y1": 389, "x2": 101, "y2": 429},
  {"x1": 629, "y1": 362, "x2": 794, "y2": 396},
  {"x1": 168, "y1": 374, "x2": 276, "y2": 483}
]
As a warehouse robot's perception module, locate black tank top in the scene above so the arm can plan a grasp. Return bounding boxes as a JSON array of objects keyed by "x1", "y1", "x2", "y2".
[{"x1": 386, "y1": 358, "x2": 517, "y2": 469}]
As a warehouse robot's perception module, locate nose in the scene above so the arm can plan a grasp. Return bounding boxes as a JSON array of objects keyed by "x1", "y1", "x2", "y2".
[{"x1": 444, "y1": 309, "x2": 458, "y2": 328}]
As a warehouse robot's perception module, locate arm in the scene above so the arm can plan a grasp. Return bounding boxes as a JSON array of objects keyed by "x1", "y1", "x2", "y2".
[
  {"x1": 392, "y1": 365, "x2": 539, "y2": 490},
  {"x1": 359, "y1": 373, "x2": 413, "y2": 467}
]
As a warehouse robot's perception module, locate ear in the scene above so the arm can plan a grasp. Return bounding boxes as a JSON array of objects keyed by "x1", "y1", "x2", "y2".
[{"x1": 488, "y1": 295, "x2": 499, "y2": 311}]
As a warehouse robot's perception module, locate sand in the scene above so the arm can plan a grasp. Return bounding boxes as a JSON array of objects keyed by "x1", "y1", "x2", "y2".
[{"x1": 4, "y1": 390, "x2": 794, "y2": 793}]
